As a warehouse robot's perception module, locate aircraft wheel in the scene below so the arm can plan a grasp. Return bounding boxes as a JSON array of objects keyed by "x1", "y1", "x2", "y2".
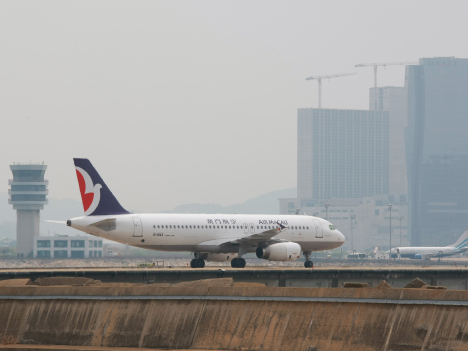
[
  {"x1": 304, "y1": 261, "x2": 313, "y2": 268},
  {"x1": 190, "y1": 259, "x2": 198, "y2": 268},
  {"x1": 231, "y1": 258, "x2": 239, "y2": 268},
  {"x1": 238, "y1": 258, "x2": 246, "y2": 268},
  {"x1": 197, "y1": 258, "x2": 205, "y2": 268}
]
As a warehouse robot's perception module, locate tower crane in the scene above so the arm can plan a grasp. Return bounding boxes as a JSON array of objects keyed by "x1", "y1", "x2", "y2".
[
  {"x1": 355, "y1": 61, "x2": 418, "y2": 87},
  {"x1": 305, "y1": 72, "x2": 357, "y2": 109}
]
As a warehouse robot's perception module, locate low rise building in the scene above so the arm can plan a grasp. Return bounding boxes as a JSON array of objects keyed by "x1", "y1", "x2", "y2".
[
  {"x1": 279, "y1": 195, "x2": 408, "y2": 252},
  {"x1": 33, "y1": 235, "x2": 103, "y2": 259}
]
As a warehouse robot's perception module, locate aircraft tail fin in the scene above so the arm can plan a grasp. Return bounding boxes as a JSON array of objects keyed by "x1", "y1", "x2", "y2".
[
  {"x1": 449, "y1": 231, "x2": 468, "y2": 249},
  {"x1": 73, "y1": 158, "x2": 129, "y2": 216}
]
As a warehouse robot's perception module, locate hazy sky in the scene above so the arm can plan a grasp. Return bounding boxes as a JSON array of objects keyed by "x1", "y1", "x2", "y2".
[{"x1": 1, "y1": 1, "x2": 467, "y2": 213}]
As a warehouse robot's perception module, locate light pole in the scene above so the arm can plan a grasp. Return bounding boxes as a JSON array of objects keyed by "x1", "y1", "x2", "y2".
[
  {"x1": 350, "y1": 215, "x2": 356, "y2": 253},
  {"x1": 325, "y1": 203, "x2": 330, "y2": 220},
  {"x1": 389, "y1": 204, "x2": 393, "y2": 259},
  {"x1": 399, "y1": 216, "x2": 404, "y2": 247}
]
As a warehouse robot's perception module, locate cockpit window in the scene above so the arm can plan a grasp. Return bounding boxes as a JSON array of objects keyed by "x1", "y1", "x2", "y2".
[{"x1": 329, "y1": 224, "x2": 336, "y2": 230}]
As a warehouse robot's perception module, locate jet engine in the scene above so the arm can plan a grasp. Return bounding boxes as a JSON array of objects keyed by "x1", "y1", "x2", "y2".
[
  {"x1": 200, "y1": 253, "x2": 238, "y2": 262},
  {"x1": 256, "y1": 242, "x2": 301, "y2": 261}
]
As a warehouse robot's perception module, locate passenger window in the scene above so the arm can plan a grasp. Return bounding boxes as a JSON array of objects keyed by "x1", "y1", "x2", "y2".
[
  {"x1": 295, "y1": 226, "x2": 297, "y2": 229},
  {"x1": 186, "y1": 225, "x2": 188, "y2": 228},
  {"x1": 170, "y1": 225, "x2": 172, "y2": 228},
  {"x1": 257, "y1": 226, "x2": 259, "y2": 229},
  {"x1": 299, "y1": 226, "x2": 301, "y2": 229},
  {"x1": 153, "y1": 225, "x2": 155, "y2": 229}
]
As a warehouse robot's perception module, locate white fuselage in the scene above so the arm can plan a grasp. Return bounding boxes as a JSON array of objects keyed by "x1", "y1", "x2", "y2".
[
  {"x1": 68, "y1": 213, "x2": 345, "y2": 254},
  {"x1": 390, "y1": 246, "x2": 468, "y2": 258}
]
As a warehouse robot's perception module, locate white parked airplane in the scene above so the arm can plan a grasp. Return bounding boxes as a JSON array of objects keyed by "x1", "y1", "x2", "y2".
[
  {"x1": 62, "y1": 159, "x2": 345, "y2": 268},
  {"x1": 390, "y1": 231, "x2": 468, "y2": 259}
]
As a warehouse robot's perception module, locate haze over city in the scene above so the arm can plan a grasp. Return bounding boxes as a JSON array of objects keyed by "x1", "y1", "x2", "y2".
[{"x1": 2, "y1": 1, "x2": 468, "y2": 213}]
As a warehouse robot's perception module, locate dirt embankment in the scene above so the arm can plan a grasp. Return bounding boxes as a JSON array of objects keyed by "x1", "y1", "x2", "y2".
[{"x1": 0, "y1": 277, "x2": 466, "y2": 350}]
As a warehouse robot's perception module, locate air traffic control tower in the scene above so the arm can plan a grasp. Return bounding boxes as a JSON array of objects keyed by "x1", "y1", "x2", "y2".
[{"x1": 8, "y1": 163, "x2": 48, "y2": 258}]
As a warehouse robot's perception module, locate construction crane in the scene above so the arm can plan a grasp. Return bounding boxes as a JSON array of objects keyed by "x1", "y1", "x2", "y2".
[
  {"x1": 305, "y1": 72, "x2": 357, "y2": 109},
  {"x1": 355, "y1": 61, "x2": 418, "y2": 87}
]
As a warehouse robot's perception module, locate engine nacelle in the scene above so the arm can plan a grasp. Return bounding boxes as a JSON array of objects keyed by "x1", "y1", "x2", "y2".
[
  {"x1": 256, "y1": 242, "x2": 301, "y2": 261},
  {"x1": 200, "y1": 253, "x2": 238, "y2": 262}
]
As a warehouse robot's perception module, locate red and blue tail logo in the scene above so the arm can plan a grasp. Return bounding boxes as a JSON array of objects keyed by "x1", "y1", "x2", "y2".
[{"x1": 73, "y1": 158, "x2": 129, "y2": 216}]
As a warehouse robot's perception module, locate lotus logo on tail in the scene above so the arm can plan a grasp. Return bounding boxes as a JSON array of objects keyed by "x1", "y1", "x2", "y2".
[{"x1": 75, "y1": 167, "x2": 102, "y2": 215}]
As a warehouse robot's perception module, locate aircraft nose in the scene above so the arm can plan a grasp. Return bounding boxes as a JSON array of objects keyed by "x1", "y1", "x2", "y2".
[{"x1": 337, "y1": 230, "x2": 345, "y2": 242}]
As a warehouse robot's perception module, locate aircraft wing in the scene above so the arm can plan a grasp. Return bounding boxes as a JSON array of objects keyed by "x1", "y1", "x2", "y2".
[
  {"x1": 195, "y1": 223, "x2": 289, "y2": 250},
  {"x1": 230, "y1": 226, "x2": 288, "y2": 245}
]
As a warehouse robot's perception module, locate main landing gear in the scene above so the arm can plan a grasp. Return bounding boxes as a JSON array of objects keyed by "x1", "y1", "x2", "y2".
[
  {"x1": 231, "y1": 257, "x2": 246, "y2": 268},
  {"x1": 304, "y1": 251, "x2": 313, "y2": 268},
  {"x1": 190, "y1": 258, "x2": 205, "y2": 268},
  {"x1": 190, "y1": 253, "x2": 205, "y2": 268}
]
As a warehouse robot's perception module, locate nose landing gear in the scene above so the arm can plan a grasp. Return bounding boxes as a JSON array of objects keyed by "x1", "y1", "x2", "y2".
[{"x1": 304, "y1": 251, "x2": 313, "y2": 268}]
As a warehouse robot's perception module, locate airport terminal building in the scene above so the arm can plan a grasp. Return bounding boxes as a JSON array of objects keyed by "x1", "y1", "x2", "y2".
[{"x1": 33, "y1": 235, "x2": 103, "y2": 259}]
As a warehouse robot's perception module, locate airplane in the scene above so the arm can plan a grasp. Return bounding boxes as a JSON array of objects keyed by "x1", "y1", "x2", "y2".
[
  {"x1": 390, "y1": 231, "x2": 468, "y2": 259},
  {"x1": 61, "y1": 158, "x2": 345, "y2": 268}
]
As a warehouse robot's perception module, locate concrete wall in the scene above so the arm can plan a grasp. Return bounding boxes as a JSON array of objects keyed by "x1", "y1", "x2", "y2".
[
  {"x1": 3, "y1": 268, "x2": 468, "y2": 290},
  {"x1": 1, "y1": 285, "x2": 468, "y2": 350}
]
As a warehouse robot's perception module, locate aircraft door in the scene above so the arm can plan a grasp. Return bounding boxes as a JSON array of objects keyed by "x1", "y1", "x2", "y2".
[
  {"x1": 132, "y1": 217, "x2": 143, "y2": 237},
  {"x1": 312, "y1": 219, "x2": 323, "y2": 238},
  {"x1": 243, "y1": 224, "x2": 249, "y2": 234}
]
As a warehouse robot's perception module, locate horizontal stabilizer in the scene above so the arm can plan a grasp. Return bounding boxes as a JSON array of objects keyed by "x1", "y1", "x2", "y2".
[{"x1": 89, "y1": 218, "x2": 117, "y2": 232}]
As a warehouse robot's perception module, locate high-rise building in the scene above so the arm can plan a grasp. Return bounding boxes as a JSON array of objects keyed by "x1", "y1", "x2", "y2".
[
  {"x1": 369, "y1": 87, "x2": 407, "y2": 196},
  {"x1": 8, "y1": 163, "x2": 48, "y2": 257},
  {"x1": 297, "y1": 108, "x2": 390, "y2": 201},
  {"x1": 406, "y1": 57, "x2": 468, "y2": 246}
]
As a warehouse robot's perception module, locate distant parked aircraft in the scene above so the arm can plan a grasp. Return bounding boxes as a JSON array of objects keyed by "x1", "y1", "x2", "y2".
[{"x1": 390, "y1": 231, "x2": 468, "y2": 259}]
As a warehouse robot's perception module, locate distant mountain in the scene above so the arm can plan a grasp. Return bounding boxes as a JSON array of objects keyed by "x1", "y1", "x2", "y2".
[
  {"x1": 165, "y1": 188, "x2": 296, "y2": 214},
  {"x1": 0, "y1": 187, "x2": 296, "y2": 238}
]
